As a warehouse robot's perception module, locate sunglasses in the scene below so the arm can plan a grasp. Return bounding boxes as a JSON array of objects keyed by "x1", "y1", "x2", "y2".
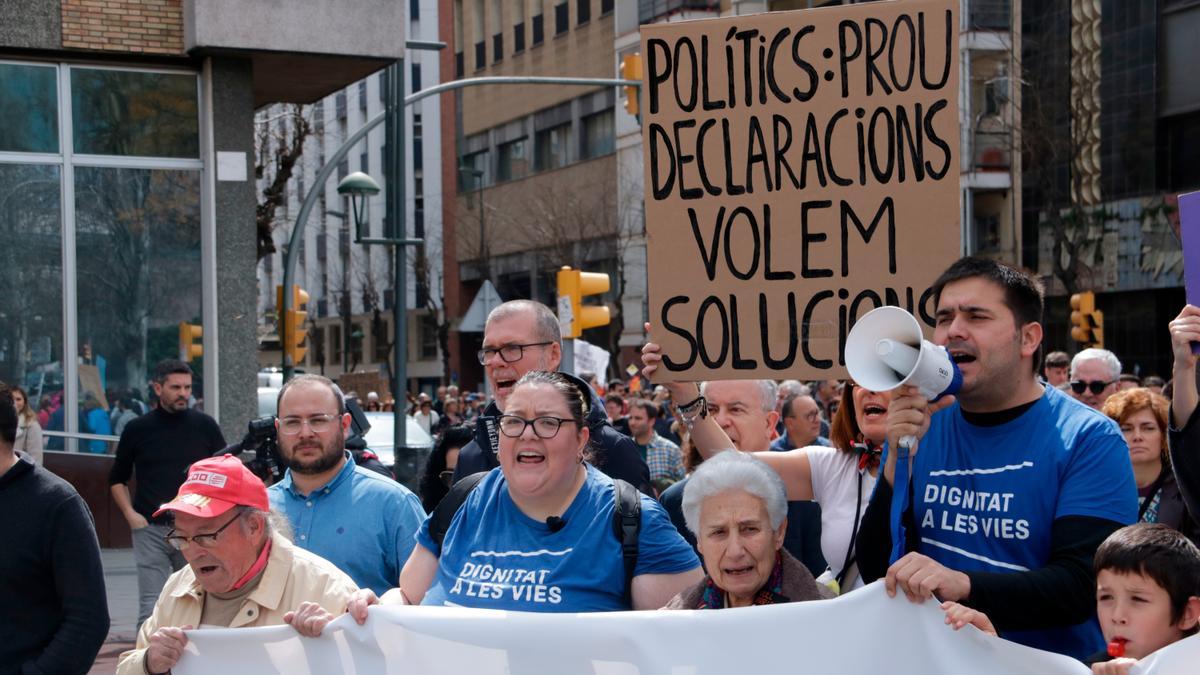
[{"x1": 1070, "y1": 379, "x2": 1112, "y2": 396}]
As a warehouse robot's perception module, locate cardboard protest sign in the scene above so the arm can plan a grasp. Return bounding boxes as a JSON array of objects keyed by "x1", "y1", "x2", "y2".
[{"x1": 642, "y1": 0, "x2": 961, "y2": 380}]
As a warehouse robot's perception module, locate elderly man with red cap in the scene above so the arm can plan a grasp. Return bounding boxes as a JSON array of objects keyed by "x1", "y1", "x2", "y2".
[{"x1": 117, "y1": 455, "x2": 358, "y2": 675}]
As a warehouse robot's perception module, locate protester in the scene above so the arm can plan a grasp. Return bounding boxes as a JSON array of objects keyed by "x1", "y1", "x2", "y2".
[
  {"x1": 1117, "y1": 374, "x2": 1141, "y2": 392},
  {"x1": 451, "y1": 300, "x2": 651, "y2": 493},
  {"x1": 856, "y1": 257, "x2": 1136, "y2": 659},
  {"x1": 109, "y1": 359, "x2": 227, "y2": 626},
  {"x1": 1143, "y1": 375, "x2": 1166, "y2": 396},
  {"x1": 81, "y1": 393, "x2": 112, "y2": 453},
  {"x1": 606, "y1": 392, "x2": 631, "y2": 436},
  {"x1": 291, "y1": 370, "x2": 700, "y2": 633},
  {"x1": 941, "y1": 524, "x2": 1200, "y2": 673},
  {"x1": 772, "y1": 393, "x2": 832, "y2": 451},
  {"x1": 268, "y1": 374, "x2": 425, "y2": 596},
  {"x1": 0, "y1": 382, "x2": 109, "y2": 674},
  {"x1": 1102, "y1": 388, "x2": 1198, "y2": 544},
  {"x1": 419, "y1": 424, "x2": 473, "y2": 513},
  {"x1": 652, "y1": 375, "x2": 828, "y2": 577},
  {"x1": 117, "y1": 455, "x2": 358, "y2": 675},
  {"x1": 1165, "y1": 304, "x2": 1200, "y2": 533},
  {"x1": 365, "y1": 391, "x2": 382, "y2": 412},
  {"x1": 413, "y1": 397, "x2": 439, "y2": 435},
  {"x1": 1070, "y1": 348, "x2": 1122, "y2": 410},
  {"x1": 663, "y1": 451, "x2": 831, "y2": 608},
  {"x1": 11, "y1": 385, "x2": 43, "y2": 465},
  {"x1": 626, "y1": 398, "x2": 685, "y2": 491},
  {"x1": 644, "y1": 339, "x2": 890, "y2": 591},
  {"x1": 1043, "y1": 350, "x2": 1071, "y2": 387}
]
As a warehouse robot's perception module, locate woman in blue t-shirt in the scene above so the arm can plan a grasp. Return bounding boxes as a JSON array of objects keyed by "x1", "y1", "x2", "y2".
[{"x1": 286, "y1": 371, "x2": 701, "y2": 629}]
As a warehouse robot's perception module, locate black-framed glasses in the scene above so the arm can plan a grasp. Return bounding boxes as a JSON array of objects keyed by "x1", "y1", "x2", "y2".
[
  {"x1": 439, "y1": 470, "x2": 455, "y2": 487},
  {"x1": 498, "y1": 414, "x2": 577, "y2": 439},
  {"x1": 164, "y1": 511, "x2": 244, "y2": 551},
  {"x1": 278, "y1": 414, "x2": 339, "y2": 435},
  {"x1": 477, "y1": 342, "x2": 553, "y2": 365},
  {"x1": 1070, "y1": 379, "x2": 1112, "y2": 396}
]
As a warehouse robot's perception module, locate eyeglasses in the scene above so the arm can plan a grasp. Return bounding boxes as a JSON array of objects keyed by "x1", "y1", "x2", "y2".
[
  {"x1": 497, "y1": 414, "x2": 577, "y2": 439},
  {"x1": 164, "y1": 511, "x2": 243, "y2": 551},
  {"x1": 278, "y1": 414, "x2": 339, "y2": 435},
  {"x1": 477, "y1": 342, "x2": 553, "y2": 365},
  {"x1": 1070, "y1": 380, "x2": 1112, "y2": 396},
  {"x1": 439, "y1": 469, "x2": 455, "y2": 487}
]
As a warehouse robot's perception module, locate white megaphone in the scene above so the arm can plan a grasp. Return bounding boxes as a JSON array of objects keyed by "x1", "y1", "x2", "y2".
[{"x1": 844, "y1": 306, "x2": 962, "y2": 449}]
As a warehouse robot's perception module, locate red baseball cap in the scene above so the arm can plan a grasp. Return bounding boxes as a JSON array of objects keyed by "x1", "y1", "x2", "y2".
[{"x1": 154, "y1": 455, "x2": 270, "y2": 518}]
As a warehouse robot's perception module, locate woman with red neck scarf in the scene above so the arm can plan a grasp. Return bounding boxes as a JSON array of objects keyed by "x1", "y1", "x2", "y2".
[{"x1": 643, "y1": 339, "x2": 890, "y2": 592}]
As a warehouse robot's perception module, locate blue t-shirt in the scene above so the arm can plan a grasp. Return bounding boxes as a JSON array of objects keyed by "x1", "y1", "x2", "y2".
[
  {"x1": 269, "y1": 453, "x2": 426, "y2": 596},
  {"x1": 887, "y1": 385, "x2": 1137, "y2": 659},
  {"x1": 416, "y1": 464, "x2": 699, "y2": 612}
]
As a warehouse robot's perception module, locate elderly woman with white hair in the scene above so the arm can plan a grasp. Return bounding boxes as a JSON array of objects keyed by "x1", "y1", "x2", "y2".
[{"x1": 663, "y1": 451, "x2": 832, "y2": 609}]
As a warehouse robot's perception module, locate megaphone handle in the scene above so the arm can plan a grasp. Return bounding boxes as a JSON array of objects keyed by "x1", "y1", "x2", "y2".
[{"x1": 899, "y1": 435, "x2": 917, "y2": 450}]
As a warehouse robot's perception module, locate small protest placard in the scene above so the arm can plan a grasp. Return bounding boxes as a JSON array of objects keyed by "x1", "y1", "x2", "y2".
[{"x1": 642, "y1": 0, "x2": 961, "y2": 380}]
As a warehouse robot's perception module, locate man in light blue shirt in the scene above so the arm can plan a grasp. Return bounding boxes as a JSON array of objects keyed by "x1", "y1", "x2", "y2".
[{"x1": 268, "y1": 375, "x2": 425, "y2": 595}]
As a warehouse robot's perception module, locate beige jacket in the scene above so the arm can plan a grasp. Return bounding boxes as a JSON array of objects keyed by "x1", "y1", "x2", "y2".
[{"x1": 117, "y1": 532, "x2": 357, "y2": 675}]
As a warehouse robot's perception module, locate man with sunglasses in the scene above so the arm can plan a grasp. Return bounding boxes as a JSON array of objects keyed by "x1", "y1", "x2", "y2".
[
  {"x1": 268, "y1": 374, "x2": 426, "y2": 596},
  {"x1": 451, "y1": 300, "x2": 652, "y2": 494},
  {"x1": 1068, "y1": 348, "x2": 1122, "y2": 410},
  {"x1": 117, "y1": 455, "x2": 357, "y2": 675}
]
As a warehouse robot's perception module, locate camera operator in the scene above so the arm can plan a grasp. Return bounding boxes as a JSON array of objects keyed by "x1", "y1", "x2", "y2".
[{"x1": 267, "y1": 375, "x2": 425, "y2": 596}]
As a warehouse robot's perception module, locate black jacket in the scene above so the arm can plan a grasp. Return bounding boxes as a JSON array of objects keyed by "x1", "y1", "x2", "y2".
[
  {"x1": 452, "y1": 373, "x2": 653, "y2": 494},
  {"x1": 1166, "y1": 404, "x2": 1200, "y2": 546}
]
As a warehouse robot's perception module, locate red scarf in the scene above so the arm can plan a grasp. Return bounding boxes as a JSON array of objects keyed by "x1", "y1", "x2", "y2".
[{"x1": 231, "y1": 538, "x2": 272, "y2": 590}]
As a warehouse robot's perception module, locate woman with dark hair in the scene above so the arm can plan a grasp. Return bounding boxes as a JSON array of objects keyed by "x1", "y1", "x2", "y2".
[
  {"x1": 419, "y1": 424, "x2": 473, "y2": 513},
  {"x1": 11, "y1": 386, "x2": 43, "y2": 465},
  {"x1": 295, "y1": 371, "x2": 701, "y2": 628},
  {"x1": 644, "y1": 341, "x2": 890, "y2": 592}
]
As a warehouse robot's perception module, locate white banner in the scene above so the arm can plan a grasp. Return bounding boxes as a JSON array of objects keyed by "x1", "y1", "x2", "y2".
[
  {"x1": 174, "y1": 583, "x2": 1199, "y2": 674},
  {"x1": 572, "y1": 339, "x2": 611, "y2": 381}
]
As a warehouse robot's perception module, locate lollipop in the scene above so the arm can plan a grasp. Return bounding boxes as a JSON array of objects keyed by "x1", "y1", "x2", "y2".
[{"x1": 1107, "y1": 639, "x2": 1127, "y2": 658}]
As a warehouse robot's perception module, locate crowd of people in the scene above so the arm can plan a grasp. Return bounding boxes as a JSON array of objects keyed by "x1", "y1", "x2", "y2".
[{"x1": 4, "y1": 257, "x2": 1200, "y2": 675}]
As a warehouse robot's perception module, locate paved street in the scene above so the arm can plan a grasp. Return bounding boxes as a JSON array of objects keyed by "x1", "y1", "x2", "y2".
[{"x1": 90, "y1": 548, "x2": 138, "y2": 674}]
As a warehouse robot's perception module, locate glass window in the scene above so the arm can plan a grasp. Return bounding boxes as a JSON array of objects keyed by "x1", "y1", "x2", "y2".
[
  {"x1": 0, "y1": 64, "x2": 59, "y2": 153},
  {"x1": 71, "y1": 68, "x2": 199, "y2": 158},
  {"x1": 581, "y1": 109, "x2": 614, "y2": 159},
  {"x1": 497, "y1": 137, "x2": 529, "y2": 181},
  {"x1": 535, "y1": 123, "x2": 570, "y2": 171},
  {"x1": 73, "y1": 167, "x2": 202, "y2": 452},
  {"x1": 555, "y1": 0, "x2": 569, "y2": 35},
  {"x1": 0, "y1": 163, "x2": 64, "y2": 449},
  {"x1": 419, "y1": 314, "x2": 439, "y2": 360},
  {"x1": 329, "y1": 324, "x2": 343, "y2": 365},
  {"x1": 461, "y1": 150, "x2": 490, "y2": 187}
]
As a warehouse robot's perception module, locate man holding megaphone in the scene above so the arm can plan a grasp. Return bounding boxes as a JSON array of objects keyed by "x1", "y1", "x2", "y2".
[{"x1": 853, "y1": 257, "x2": 1138, "y2": 661}]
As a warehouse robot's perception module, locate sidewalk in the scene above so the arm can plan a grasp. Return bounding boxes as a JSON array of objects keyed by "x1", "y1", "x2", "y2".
[{"x1": 90, "y1": 548, "x2": 138, "y2": 674}]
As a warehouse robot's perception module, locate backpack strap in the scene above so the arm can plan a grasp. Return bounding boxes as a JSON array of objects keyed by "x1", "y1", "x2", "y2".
[
  {"x1": 611, "y1": 479, "x2": 641, "y2": 603},
  {"x1": 428, "y1": 471, "x2": 489, "y2": 549}
]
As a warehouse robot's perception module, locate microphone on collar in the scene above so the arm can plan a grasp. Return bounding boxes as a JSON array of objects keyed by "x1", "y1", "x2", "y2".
[{"x1": 546, "y1": 516, "x2": 567, "y2": 532}]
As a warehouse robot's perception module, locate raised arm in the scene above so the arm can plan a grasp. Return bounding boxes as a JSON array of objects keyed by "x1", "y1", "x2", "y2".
[{"x1": 1169, "y1": 305, "x2": 1200, "y2": 426}]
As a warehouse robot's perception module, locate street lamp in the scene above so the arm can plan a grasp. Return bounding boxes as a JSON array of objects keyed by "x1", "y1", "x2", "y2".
[{"x1": 337, "y1": 171, "x2": 381, "y2": 242}]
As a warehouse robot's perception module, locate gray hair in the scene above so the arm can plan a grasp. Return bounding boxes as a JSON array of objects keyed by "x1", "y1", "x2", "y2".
[
  {"x1": 235, "y1": 506, "x2": 295, "y2": 542},
  {"x1": 681, "y1": 450, "x2": 788, "y2": 535},
  {"x1": 777, "y1": 380, "x2": 810, "y2": 398},
  {"x1": 1071, "y1": 348, "x2": 1121, "y2": 380},
  {"x1": 701, "y1": 379, "x2": 777, "y2": 414},
  {"x1": 486, "y1": 300, "x2": 562, "y2": 347}
]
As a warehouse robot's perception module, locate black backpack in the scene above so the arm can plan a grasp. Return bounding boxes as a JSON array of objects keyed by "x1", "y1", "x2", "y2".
[{"x1": 427, "y1": 472, "x2": 642, "y2": 600}]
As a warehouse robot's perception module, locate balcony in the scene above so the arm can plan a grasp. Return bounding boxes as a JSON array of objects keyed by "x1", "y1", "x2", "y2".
[{"x1": 638, "y1": 0, "x2": 719, "y2": 25}]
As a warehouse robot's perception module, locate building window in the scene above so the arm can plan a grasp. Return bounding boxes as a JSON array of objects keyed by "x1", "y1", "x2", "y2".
[
  {"x1": 358, "y1": 80, "x2": 367, "y2": 111},
  {"x1": 308, "y1": 324, "x2": 325, "y2": 366},
  {"x1": 601, "y1": 0, "x2": 612, "y2": 15},
  {"x1": 461, "y1": 150, "x2": 490, "y2": 187},
  {"x1": 514, "y1": 22, "x2": 526, "y2": 52},
  {"x1": 493, "y1": 33, "x2": 504, "y2": 62},
  {"x1": 577, "y1": 0, "x2": 590, "y2": 25},
  {"x1": 497, "y1": 137, "x2": 530, "y2": 181},
  {"x1": 475, "y1": 41, "x2": 486, "y2": 70},
  {"x1": 329, "y1": 324, "x2": 343, "y2": 366},
  {"x1": 71, "y1": 69, "x2": 199, "y2": 157},
  {"x1": 554, "y1": 0, "x2": 569, "y2": 35},
  {"x1": 373, "y1": 316, "x2": 391, "y2": 361},
  {"x1": 535, "y1": 123, "x2": 570, "y2": 171},
  {"x1": 456, "y1": 51, "x2": 465, "y2": 78},
  {"x1": 413, "y1": 113, "x2": 424, "y2": 171},
  {"x1": 411, "y1": 63, "x2": 421, "y2": 92},
  {"x1": 335, "y1": 91, "x2": 347, "y2": 120},
  {"x1": 418, "y1": 314, "x2": 439, "y2": 360},
  {"x1": 581, "y1": 109, "x2": 614, "y2": 159},
  {"x1": 410, "y1": 0, "x2": 420, "y2": 20},
  {"x1": 532, "y1": 0, "x2": 545, "y2": 45},
  {"x1": 0, "y1": 63, "x2": 58, "y2": 152}
]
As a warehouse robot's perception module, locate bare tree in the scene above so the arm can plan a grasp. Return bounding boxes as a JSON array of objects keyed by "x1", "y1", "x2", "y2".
[{"x1": 254, "y1": 104, "x2": 318, "y2": 262}]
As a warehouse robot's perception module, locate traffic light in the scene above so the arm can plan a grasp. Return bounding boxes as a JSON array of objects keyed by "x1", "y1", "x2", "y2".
[
  {"x1": 557, "y1": 266, "x2": 610, "y2": 339},
  {"x1": 1069, "y1": 290, "x2": 1104, "y2": 348},
  {"x1": 277, "y1": 284, "x2": 310, "y2": 366},
  {"x1": 178, "y1": 322, "x2": 203, "y2": 362},
  {"x1": 621, "y1": 52, "x2": 641, "y2": 121}
]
